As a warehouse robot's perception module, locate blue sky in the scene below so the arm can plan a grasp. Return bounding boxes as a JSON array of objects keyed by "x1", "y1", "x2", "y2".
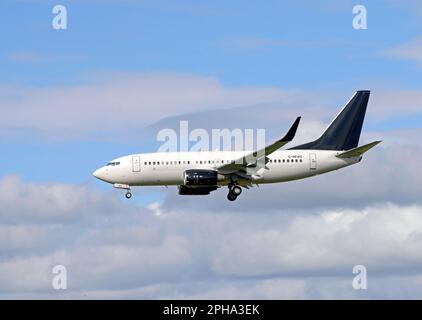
[
  {"x1": 1, "y1": 1, "x2": 422, "y2": 299},
  {"x1": 1, "y1": 0, "x2": 421, "y2": 88}
]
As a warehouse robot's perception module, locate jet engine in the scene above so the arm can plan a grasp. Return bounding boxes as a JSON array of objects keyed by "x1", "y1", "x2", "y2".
[{"x1": 183, "y1": 169, "x2": 219, "y2": 186}]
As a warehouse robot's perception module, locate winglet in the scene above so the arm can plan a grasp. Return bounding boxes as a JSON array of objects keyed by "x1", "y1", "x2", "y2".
[
  {"x1": 281, "y1": 116, "x2": 301, "y2": 142},
  {"x1": 336, "y1": 140, "x2": 382, "y2": 158}
]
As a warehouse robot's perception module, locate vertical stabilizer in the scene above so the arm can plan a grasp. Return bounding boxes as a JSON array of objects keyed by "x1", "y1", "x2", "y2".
[{"x1": 290, "y1": 90, "x2": 370, "y2": 150}]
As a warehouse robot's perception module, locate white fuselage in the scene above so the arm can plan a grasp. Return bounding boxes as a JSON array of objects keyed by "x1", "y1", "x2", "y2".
[{"x1": 93, "y1": 150, "x2": 360, "y2": 187}]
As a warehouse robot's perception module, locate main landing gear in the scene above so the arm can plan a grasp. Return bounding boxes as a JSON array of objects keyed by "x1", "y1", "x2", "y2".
[
  {"x1": 227, "y1": 184, "x2": 242, "y2": 201},
  {"x1": 125, "y1": 191, "x2": 132, "y2": 199}
]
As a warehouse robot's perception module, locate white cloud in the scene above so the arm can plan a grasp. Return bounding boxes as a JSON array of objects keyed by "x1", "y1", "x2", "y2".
[
  {"x1": 0, "y1": 225, "x2": 66, "y2": 254},
  {"x1": 0, "y1": 175, "x2": 120, "y2": 223},
  {"x1": 384, "y1": 36, "x2": 422, "y2": 66},
  {"x1": 369, "y1": 88, "x2": 422, "y2": 117},
  {"x1": 1, "y1": 173, "x2": 422, "y2": 298},
  {"x1": 0, "y1": 73, "x2": 303, "y2": 140},
  {"x1": 209, "y1": 203, "x2": 422, "y2": 278},
  {"x1": 2, "y1": 72, "x2": 420, "y2": 142}
]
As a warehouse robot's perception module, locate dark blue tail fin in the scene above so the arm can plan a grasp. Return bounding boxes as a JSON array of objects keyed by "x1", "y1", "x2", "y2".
[{"x1": 290, "y1": 90, "x2": 370, "y2": 151}]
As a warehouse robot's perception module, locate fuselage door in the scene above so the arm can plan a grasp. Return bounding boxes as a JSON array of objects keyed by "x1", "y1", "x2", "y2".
[
  {"x1": 309, "y1": 153, "x2": 317, "y2": 170},
  {"x1": 132, "y1": 156, "x2": 141, "y2": 172}
]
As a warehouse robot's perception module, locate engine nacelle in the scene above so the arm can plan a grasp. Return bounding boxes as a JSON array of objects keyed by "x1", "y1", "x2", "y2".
[{"x1": 183, "y1": 169, "x2": 218, "y2": 187}]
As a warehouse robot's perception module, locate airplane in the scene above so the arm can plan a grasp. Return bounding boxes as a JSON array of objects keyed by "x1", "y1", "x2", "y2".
[{"x1": 93, "y1": 90, "x2": 381, "y2": 201}]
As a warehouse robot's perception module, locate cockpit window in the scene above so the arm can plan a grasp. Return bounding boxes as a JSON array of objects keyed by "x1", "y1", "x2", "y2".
[{"x1": 106, "y1": 161, "x2": 121, "y2": 166}]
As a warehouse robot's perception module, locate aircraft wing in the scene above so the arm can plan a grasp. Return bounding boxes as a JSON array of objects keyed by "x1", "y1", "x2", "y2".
[{"x1": 217, "y1": 117, "x2": 301, "y2": 176}]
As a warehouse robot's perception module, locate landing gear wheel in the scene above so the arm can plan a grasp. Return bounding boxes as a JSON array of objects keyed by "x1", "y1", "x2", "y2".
[
  {"x1": 125, "y1": 191, "x2": 132, "y2": 199},
  {"x1": 227, "y1": 192, "x2": 237, "y2": 201},
  {"x1": 232, "y1": 186, "x2": 242, "y2": 196}
]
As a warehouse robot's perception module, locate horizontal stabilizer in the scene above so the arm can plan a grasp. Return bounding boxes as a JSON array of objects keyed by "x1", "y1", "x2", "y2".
[{"x1": 336, "y1": 141, "x2": 382, "y2": 158}]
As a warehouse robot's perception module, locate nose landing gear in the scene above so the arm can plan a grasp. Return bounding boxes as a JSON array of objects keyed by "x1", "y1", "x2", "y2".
[
  {"x1": 113, "y1": 183, "x2": 132, "y2": 200},
  {"x1": 227, "y1": 184, "x2": 242, "y2": 201}
]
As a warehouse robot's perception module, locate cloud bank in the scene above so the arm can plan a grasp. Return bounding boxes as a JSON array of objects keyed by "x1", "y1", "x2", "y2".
[
  {"x1": 1, "y1": 74, "x2": 421, "y2": 299},
  {"x1": 1, "y1": 138, "x2": 422, "y2": 299},
  {"x1": 1, "y1": 73, "x2": 421, "y2": 142}
]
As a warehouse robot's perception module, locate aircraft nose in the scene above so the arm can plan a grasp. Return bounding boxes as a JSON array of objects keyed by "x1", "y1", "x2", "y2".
[
  {"x1": 93, "y1": 167, "x2": 110, "y2": 182},
  {"x1": 92, "y1": 168, "x2": 106, "y2": 180},
  {"x1": 93, "y1": 168, "x2": 103, "y2": 179}
]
